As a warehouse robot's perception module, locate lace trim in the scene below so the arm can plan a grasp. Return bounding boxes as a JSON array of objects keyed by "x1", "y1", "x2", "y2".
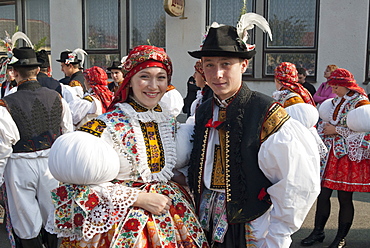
[
  {"x1": 45, "y1": 183, "x2": 139, "y2": 241},
  {"x1": 336, "y1": 126, "x2": 370, "y2": 161},
  {"x1": 101, "y1": 103, "x2": 176, "y2": 183}
]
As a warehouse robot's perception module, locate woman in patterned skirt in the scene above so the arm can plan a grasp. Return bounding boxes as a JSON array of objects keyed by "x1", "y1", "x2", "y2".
[
  {"x1": 301, "y1": 68, "x2": 370, "y2": 248},
  {"x1": 45, "y1": 45, "x2": 209, "y2": 248}
]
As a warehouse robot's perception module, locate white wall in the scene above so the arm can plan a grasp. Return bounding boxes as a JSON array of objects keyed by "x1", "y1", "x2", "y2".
[
  {"x1": 49, "y1": 0, "x2": 83, "y2": 80},
  {"x1": 166, "y1": 1, "x2": 206, "y2": 96},
  {"x1": 317, "y1": 0, "x2": 369, "y2": 89}
]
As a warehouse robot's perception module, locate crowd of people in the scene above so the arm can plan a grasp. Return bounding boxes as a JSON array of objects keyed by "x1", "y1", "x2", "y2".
[{"x1": 0, "y1": 12, "x2": 369, "y2": 248}]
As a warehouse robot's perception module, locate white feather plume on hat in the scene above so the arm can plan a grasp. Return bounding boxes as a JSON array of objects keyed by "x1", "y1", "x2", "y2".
[
  {"x1": 73, "y1": 48, "x2": 88, "y2": 67},
  {"x1": 236, "y1": 13, "x2": 273, "y2": 44}
]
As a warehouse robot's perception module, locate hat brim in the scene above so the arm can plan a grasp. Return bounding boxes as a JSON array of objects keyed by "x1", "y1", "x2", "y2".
[
  {"x1": 188, "y1": 50, "x2": 256, "y2": 59},
  {"x1": 10, "y1": 62, "x2": 42, "y2": 67},
  {"x1": 56, "y1": 59, "x2": 82, "y2": 64},
  {"x1": 107, "y1": 67, "x2": 121, "y2": 71}
]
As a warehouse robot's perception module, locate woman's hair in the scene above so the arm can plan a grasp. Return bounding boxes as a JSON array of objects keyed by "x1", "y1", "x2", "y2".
[{"x1": 326, "y1": 64, "x2": 338, "y2": 73}]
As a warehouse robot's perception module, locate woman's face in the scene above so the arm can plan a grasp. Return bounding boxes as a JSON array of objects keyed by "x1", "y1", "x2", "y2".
[
  {"x1": 130, "y1": 67, "x2": 168, "y2": 109},
  {"x1": 193, "y1": 71, "x2": 206, "y2": 88},
  {"x1": 331, "y1": 85, "x2": 349, "y2": 97},
  {"x1": 324, "y1": 67, "x2": 332, "y2": 79},
  {"x1": 274, "y1": 79, "x2": 282, "y2": 90}
]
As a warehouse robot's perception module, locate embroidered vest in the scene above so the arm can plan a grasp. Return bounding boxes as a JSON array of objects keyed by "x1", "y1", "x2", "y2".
[
  {"x1": 188, "y1": 83, "x2": 290, "y2": 223},
  {"x1": 2, "y1": 80, "x2": 63, "y2": 153}
]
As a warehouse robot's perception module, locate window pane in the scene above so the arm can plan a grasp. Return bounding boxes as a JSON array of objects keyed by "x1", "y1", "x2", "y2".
[
  {"x1": 0, "y1": 1, "x2": 16, "y2": 53},
  {"x1": 85, "y1": 0, "x2": 119, "y2": 49},
  {"x1": 25, "y1": 0, "x2": 50, "y2": 50},
  {"x1": 209, "y1": 0, "x2": 253, "y2": 26},
  {"x1": 130, "y1": 0, "x2": 165, "y2": 48},
  {"x1": 86, "y1": 54, "x2": 121, "y2": 71},
  {"x1": 267, "y1": 0, "x2": 316, "y2": 48},
  {"x1": 265, "y1": 53, "x2": 316, "y2": 76}
]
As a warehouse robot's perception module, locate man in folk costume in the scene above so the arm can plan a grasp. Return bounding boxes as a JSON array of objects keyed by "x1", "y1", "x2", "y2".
[
  {"x1": 0, "y1": 57, "x2": 16, "y2": 98},
  {"x1": 0, "y1": 47, "x2": 73, "y2": 248},
  {"x1": 107, "y1": 59, "x2": 125, "y2": 94},
  {"x1": 187, "y1": 13, "x2": 321, "y2": 247},
  {"x1": 36, "y1": 49, "x2": 62, "y2": 95},
  {"x1": 56, "y1": 49, "x2": 87, "y2": 96}
]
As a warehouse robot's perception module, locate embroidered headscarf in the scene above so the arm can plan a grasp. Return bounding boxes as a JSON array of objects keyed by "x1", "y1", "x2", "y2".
[
  {"x1": 328, "y1": 68, "x2": 367, "y2": 96},
  {"x1": 108, "y1": 45, "x2": 173, "y2": 111},
  {"x1": 83, "y1": 66, "x2": 114, "y2": 113},
  {"x1": 274, "y1": 62, "x2": 316, "y2": 106}
]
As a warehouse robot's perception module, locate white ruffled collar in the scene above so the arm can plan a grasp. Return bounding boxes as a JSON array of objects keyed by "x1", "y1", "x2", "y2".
[{"x1": 329, "y1": 92, "x2": 358, "y2": 125}]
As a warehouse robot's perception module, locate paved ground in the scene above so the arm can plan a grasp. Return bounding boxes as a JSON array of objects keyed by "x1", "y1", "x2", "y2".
[{"x1": 1, "y1": 191, "x2": 369, "y2": 247}]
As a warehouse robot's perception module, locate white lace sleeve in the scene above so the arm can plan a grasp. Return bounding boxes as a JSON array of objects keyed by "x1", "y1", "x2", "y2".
[{"x1": 336, "y1": 126, "x2": 370, "y2": 161}]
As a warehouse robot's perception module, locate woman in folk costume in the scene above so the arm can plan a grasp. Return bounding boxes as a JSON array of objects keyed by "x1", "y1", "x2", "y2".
[
  {"x1": 45, "y1": 45, "x2": 209, "y2": 248},
  {"x1": 301, "y1": 68, "x2": 370, "y2": 248},
  {"x1": 272, "y1": 62, "x2": 327, "y2": 158},
  {"x1": 68, "y1": 66, "x2": 114, "y2": 128},
  {"x1": 272, "y1": 62, "x2": 316, "y2": 107}
]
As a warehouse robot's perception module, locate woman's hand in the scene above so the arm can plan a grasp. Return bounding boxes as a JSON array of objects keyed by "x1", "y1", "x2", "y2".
[
  {"x1": 323, "y1": 123, "x2": 337, "y2": 135},
  {"x1": 133, "y1": 192, "x2": 172, "y2": 215}
]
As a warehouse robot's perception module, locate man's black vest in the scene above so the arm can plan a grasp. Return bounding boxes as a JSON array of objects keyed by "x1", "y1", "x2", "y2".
[
  {"x1": 2, "y1": 80, "x2": 63, "y2": 153},
  {"x1": 188, "y1": 82, "x2": 289, "y2": 224}
]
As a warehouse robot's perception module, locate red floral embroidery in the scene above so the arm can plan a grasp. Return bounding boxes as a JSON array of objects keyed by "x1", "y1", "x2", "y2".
[
  {"x1": 56, "y1": 186, "x2": 68, "y2": 201},
  {"x1": 74, "y1": 213, "x2": 84, "y2": 226},
  {"x1": 175, "y1": 202, "x2": 186, "y2": 217},
  {"x1": 114, "y1": 122, "x2": 125, "y2": 131},
  {"x1": 123, "y1": 218, "x2": 140, "y2": 231},
  {"x1": 160, "y1": 222, "x2": 167, "y2": 228},
  {"x1": 85, "y1": 193, "x2": 99, "y2": 210}
]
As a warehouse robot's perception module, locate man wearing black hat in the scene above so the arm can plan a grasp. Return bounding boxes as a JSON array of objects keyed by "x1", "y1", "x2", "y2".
[
  {"x1": 0, "y1": 57, "x2": 17, "y2": 98},
  {"x1": 107, "y1": 60, "x2": 124, "y2": 93},
  {"x1": 186, "y1": 14, "x2": 320, "y2": 247},
  {"x1": 36, "y1": 49, "x2": 62, "y2": 95},
  {"x1": 0, "y1": 47, "x2": 73, "y2": 248},
  {"x1": 56, "y1": 50, "x2": 86, "y2": 96}
]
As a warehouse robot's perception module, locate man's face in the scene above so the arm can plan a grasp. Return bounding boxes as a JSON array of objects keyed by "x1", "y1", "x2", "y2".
[
  {"x1": 298, "y1": 73, "x2": 306, "y2": 84},
  {"x1": 61, "y1": 63, "x2": 73, "y2": 77},
  {"x1": 202, "y1": 57, "x2": 247, "y2": 100},
  {"x1": 110, "y1": 69, "x2": 124, "y2": 83},
  {"x1": 6, "y1": 68, "x2": 15, "y2": 81}
]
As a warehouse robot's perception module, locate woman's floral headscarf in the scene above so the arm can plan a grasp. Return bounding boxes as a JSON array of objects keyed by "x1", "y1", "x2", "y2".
[
  {"x1": 328, "y1": 68, "x2": 367, "y2": 97},
  {"x1": 274, "y1": 62, "x2": 316, "y2": 106},
  {"x1": 108, "y1": 45, "x2": 172, "y2": 111},
  {"x1": 83, "y1": 66, "x2": 114, "y2": 113}
]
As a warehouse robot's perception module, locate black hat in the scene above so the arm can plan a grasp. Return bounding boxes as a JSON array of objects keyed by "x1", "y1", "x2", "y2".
[
  {"x1": 107, "y1": 61, "x2": 122, "y2": 71},
  {"x1": 188, "y1": 25, "x2": 256, "y2": 59},
  {"x1": 10, "y1": 47, "x2": 42, "y2": 67},
  {"x1": 36, "y1": 49, "x2": 50, "y2": 68},
  {"x1": 56, "y1": 50, "x2": 81, "y2": 64}
]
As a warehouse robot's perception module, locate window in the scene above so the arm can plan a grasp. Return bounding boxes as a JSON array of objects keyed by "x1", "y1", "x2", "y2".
[
  {"x1": 207, "y1": 0, "x2": 319, "y2": 79},
  {"x1": 25, "y1": 0, "x2": 50, "y2": 50},
  {"x1": 0, "y1": 1, "x2": 16, "y2": 53},
  {"x1": 129, "y1": 0, "x2": 165, "y2": 49},
  {"x1": 83, "y1": 0, "x2": 121, "y2": 70},
  {"x1": 83, "y1": 0, "x2": 166, "y2": 70}
]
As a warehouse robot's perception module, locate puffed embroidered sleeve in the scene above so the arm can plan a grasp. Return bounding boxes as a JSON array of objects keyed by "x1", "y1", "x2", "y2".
[
  {"x1": 0, "y1": 105, "x2": 20, "y2": 186},
  {"x1": 46, "y1": 128, "x2": 140, "y2": 241},
  {"x1": 258, "y1": 118, "x2": 321, "y2": 248}
]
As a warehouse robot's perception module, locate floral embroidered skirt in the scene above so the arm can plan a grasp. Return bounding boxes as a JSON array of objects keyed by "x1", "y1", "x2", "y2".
[
  {"x1": 59, "y1": 181, "x2": 209, "y2": 248},
  {"x1": 322, "y1": 150, "x2": 370, "y2": 192}
]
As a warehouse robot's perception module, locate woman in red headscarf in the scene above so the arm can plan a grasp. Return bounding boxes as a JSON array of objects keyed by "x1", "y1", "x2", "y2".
[
  {"x1": 45, "y1": 45, "x2": 209, "y2": 248},
  {"x1": 273, "y1": 62, "x2": 316, "y2": 107},
  {"x1": 301, "y1": 68, "x2": 370, "y2": 248},
  {"x1": 68, "y1": 66, "x2": 113, "y2": 129}
]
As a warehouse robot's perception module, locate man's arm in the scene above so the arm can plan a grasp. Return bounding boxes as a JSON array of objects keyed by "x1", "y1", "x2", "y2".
[
  {"x1": 0, "y1": 105, "x2": 20, "y2": 185},
  {"x1": 258, "y1": 118, "x2": 321, "y2": 248}
]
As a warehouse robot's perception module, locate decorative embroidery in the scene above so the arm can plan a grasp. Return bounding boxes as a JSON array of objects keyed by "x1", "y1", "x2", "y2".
[
  {"x1": 69, "y1": 80, "x2": 82, "y2": 87},
  {"x1": 210, "y1": 145, "x2": 226, "y2": 189},
  {"x1": 98, "y1": 102, "x2": 176, "y2": 183},
  {"x1": 83, "y1": 95, "x2": 94, "y2": 102},
  {"x1": 127, "y1": 97, "x2": 162, "y2": 112},
  {"x1": 140, "y1": 121, "x2": 165, "y2": 173},
  {"x1": 0, "y1": 99, "x2": 6, "y2": 107},
  {"x1": 78, "y1": 119, "x2": 107, "y2": 138},
  {"x1": 260, "y1": 104, "x2": 290, "y2": 143}
]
